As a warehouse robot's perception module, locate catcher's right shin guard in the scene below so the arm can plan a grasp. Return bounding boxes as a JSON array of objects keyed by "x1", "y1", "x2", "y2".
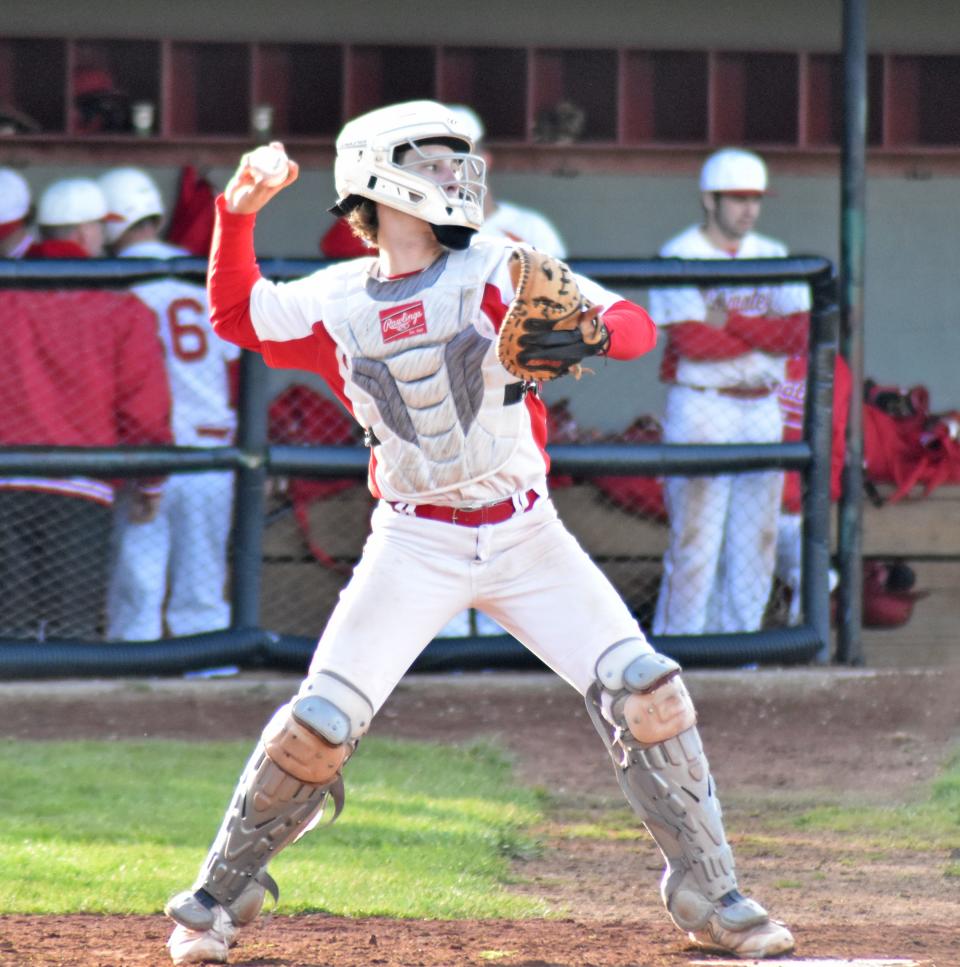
[
  {"x1": 166, "y1": 675, "x2": 373, "y2": 931},
  {"x1": 586, "y1": 641, "x2": 771, "y2": 936}
]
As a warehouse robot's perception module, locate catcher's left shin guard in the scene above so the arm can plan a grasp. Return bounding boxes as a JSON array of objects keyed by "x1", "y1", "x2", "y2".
[{"x1": 586, "y1": 640, "x2": 770, "y2": 936}]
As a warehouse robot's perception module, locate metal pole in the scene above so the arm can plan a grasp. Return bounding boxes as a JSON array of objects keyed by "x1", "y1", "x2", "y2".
[
  {"x1": 837, "y1": 0, "x2": 868, "y2": 664},
  {"x1": 802, "y1": 270, "x2": 839, "y2": 662},
  {"x1": 230, "y1": 350, "x2": 269, "y2": 630}
]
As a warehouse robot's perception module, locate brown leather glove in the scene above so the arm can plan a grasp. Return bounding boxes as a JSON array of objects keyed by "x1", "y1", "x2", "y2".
[{"x1": 496, "y1": 247, "x2": 609, "y2": 381}]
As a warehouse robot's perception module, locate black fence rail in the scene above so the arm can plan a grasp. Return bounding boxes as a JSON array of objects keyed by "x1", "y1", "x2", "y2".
[{"x1": 0, "y1": 255, "x2": 840, "y2": 678}]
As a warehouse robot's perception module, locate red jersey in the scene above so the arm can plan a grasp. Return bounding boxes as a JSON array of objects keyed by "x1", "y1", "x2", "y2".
[
  {"x1": 778, "y1": 353, "x2": 851, "y2": 514},
  {"x1": 0, "y1": 289, "x2": 173, "y2": 503}
]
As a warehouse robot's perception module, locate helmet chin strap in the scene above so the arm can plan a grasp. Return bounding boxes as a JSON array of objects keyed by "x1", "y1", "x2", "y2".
[
  {"x1": 327, "y1": 197, "x2": 477, "y2": 251},
  {"x1": 328, "y1": 195, "x2": 364, "y2": 217},
  {"x1": 431, "y1": 224, "x2": 475, "y2": 250}
]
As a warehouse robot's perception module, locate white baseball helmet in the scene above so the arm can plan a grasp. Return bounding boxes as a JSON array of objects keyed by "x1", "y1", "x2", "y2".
[
  {"x1": 98, "y1": 167, "x2": 165, "y2": 244},
  {"x1": 700, "y1": 148, "x2": 768, "y2": 194},
  {"x1": 0, "y1": 168, "x2": 31, "y2": 225},
  {"x1": 37, "y1": 177, "x2": 108, "y2": 227},
  {"x1": 331, "y1": 99, "x2": 486, "y2": 245}
]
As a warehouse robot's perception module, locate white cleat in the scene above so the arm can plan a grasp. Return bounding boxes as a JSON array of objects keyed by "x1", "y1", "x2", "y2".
[
  {"x1": 166, "y1": 905, "x2": 237, "y2": 965},
  {"x1": 690, "y1": 914, "x2": 796, "y2": 959}
]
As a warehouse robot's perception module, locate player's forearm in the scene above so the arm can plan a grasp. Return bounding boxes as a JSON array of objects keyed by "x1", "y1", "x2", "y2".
[
  {"x1": 725, "y1": 311, "x2": 809, "y2": 355},
  {"x1": 208, "y1": 195, "x2": 264, "y2": 350},
  {"x1": 601, "y1": 300, "x2": 657, "y2": 360},
  {"x1": 667, "y1": 321, "x2": 752, "y2": 360}
]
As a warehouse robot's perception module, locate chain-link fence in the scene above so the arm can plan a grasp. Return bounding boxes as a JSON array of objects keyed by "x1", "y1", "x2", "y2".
[{"x1": 0, "y1": 255, "x2": 839, "y2": 677}]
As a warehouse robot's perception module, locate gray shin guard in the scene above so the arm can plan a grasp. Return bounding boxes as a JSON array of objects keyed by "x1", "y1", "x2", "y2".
[
  {"x1": 192, "y1": 739, "x2": 345, "y2": 913},
  {"x1": 585, "y1": 683, "x2": 751, "y2": 932}
]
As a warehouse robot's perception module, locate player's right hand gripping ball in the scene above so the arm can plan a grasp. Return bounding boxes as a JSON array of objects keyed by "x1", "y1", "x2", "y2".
[
  {"x1": 244, "y1": 143, "x2": 290, "y2": 187},
  {"x1": 496, "y1": 247, "x2": 609, "y2": 381}
]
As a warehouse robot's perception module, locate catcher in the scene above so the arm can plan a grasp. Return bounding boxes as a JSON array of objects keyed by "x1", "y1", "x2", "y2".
[{"x1": 164, "y1": 100, "x2": 794, "y2": 963}]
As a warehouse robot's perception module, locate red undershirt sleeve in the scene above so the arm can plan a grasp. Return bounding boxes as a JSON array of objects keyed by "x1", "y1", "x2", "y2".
[
  {"x1": 207, "y1": 194, "x2": 263, "y2": 351},
  {"x1": 601, "y1": 300, "x2": 658, "y2": 360}
]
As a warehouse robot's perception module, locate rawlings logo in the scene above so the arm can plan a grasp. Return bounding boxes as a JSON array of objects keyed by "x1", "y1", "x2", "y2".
[{"x1": 380, "y1": 301, "x2": 427, "y2": 342}]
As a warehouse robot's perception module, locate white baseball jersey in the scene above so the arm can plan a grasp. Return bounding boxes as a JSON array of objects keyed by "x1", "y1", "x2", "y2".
[
  {"x1": 478, "y1": 200, "x2": 567, "y2": 258},
  {"x1": 648, "y1": 225, "x2": 810, "y2": 390},
  {"x1": 123, "y1": 240, "x2": 239, "y2": 447}
]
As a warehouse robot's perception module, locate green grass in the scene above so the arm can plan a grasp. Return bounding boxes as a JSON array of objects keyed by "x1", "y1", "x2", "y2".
[
  {"x1": 532, "y1": 751, "x2": 960, "y2": 864},
  {"x1": 4, "y1": 735, "x2": 958, "y2": 918},
  {"x1": 718, "y1": 748, "x2": 960, "y2": 867},
  {"x1": 0, "y1": 737, "x2": 548, "y2": 918},
  {"x1": 783, "y1": 750, "x2": 960, "y2": 850}
]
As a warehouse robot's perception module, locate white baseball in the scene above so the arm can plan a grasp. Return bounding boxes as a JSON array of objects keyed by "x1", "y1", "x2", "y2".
[{"x1": 246, "y1": 145, "x2": 289, "y2": 187}]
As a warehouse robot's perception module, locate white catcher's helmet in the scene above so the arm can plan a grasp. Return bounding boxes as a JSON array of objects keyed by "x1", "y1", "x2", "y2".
[
  {"x1": 331, "y1": 100, "x2": 486, "y2": 248},
  {"x1": 98, "y1": 167, "x2": 165, "y2": 244},
  {"x1": 446, "y1": 104, "x2": 485, "y2": 145}
]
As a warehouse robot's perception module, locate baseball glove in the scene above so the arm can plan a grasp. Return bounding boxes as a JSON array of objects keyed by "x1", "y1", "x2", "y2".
[{"x1": 496, "y1": 247, "x2": 609, "y2": 381}]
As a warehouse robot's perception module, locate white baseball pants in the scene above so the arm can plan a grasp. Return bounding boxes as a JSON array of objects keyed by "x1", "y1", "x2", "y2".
[
  {"x1": 106, "y1": 472, "x2": 234, "y2": 640},
  {"x1": 653, "y1": 386, "x2": 784, "y2": 635},
  {"x1": 304, "y1": 495, "x2": 652, "y2": 713}
]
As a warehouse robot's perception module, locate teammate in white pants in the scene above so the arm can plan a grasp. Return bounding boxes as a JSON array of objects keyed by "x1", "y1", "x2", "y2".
[
  {"x1": 163, "y1": 102, "x2": 794, "y2": 964},
  {"x1": 649, "y1": 149, "x2": 810, "y2": 636},
  {"x1": 100, "y1": 168, "x2": 238, "y2": 640}
]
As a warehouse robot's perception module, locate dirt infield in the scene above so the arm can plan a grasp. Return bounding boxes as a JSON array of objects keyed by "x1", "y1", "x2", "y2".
[{"x1": 1, "y1": 666, "x2": 957, "y2": 966}]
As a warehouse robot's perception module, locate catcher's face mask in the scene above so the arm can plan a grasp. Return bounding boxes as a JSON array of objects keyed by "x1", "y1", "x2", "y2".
[
  {"x1": 331, "y1": 99, "x2": 486, "y2": 232},
  {"x1": 395, "y1": 141, "x2": 485, "y2": 215}
]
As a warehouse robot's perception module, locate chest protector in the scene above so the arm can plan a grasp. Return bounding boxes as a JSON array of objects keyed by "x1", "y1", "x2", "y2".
[{"x1": 320, "y1": 243, "x2": 526, "y2": 501}]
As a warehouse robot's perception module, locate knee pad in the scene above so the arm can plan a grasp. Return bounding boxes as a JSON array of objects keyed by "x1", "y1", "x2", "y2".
[
  {"x1": 296, "y1": 670, "x2": 374, "y2": 741},
  {"x1": 263, "y1": 672, "x2": 375, "y2": 784},
  {"x1": 595, "y1": 640, "x2": 697, "y2": 745}
]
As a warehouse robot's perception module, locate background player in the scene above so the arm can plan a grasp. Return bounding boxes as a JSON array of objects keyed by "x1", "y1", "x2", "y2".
[
  {"x1": 27, "y1": 176, "x2": 109, "y2": 258},
  {"x1": 100, "y1": 167, "x2": 239, "y2": 640},
  {"x1": 0, "y1": 176, "x2": 171, "y2": 639},
  {"x1": 450, "y1": 104, "x2": 567, "y2": 256},
  {"x1": 649, "y1": 148, "x2": 810, "y2": 636},
  {"x1": 0, "y1": 167, "x2": 34, "y2": 258},
  {"x1": 163, "y1": 102, "x2": 793, "y2": 964}
]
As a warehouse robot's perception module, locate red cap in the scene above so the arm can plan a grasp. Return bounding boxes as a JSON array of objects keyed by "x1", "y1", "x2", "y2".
[
  {"x1": 0, "y1": 218, "x2": 26, "y2": 241},
  {"x1": 74, "y1": 67, "x2": 117, "y2": 97}
]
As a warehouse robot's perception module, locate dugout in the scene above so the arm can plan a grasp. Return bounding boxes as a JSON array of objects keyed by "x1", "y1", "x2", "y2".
[
  {"x1": 1, "y1": 1, "x2": 960, "y2": 417},
  {"x1": 0, "y1": 0, "x2": 958, "y2": 670},
  {"x1": 0, "y1": 253, "x2": 838, "y2": 676}
]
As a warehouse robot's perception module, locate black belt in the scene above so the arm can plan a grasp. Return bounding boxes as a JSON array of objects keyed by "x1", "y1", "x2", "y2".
[{"x1": 365, "y1": 382, "x2": 536, "y2": 448}]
